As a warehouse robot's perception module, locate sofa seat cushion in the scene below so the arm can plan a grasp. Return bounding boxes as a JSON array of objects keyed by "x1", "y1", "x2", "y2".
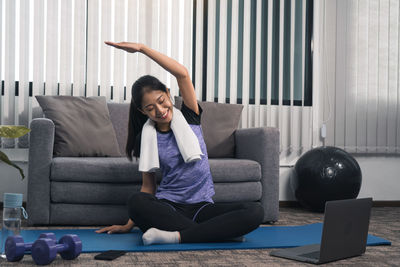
[
  {"x1": 51, "y1": 157, "x2": 146, "y2": 183},
  {"x1": 49, "y1": 203, "x2": 129, "y2": 225},
  {"x1": 208, "y1": 159, "x2": 261, "y2": 182},
  {"x1": 51, "y1": 158, "x2": 261, "y2": 183},
  {"x1": 50, "y1": 181, "x2": 262, "y2": 205},
  {"x1": 51, "y1": 182, "x2": 141, "y2": 204}
]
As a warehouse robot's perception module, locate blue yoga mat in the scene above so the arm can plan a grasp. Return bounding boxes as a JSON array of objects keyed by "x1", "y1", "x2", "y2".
[{"x1": 19, "y1": 223, "x2": 391, "y2": 253}]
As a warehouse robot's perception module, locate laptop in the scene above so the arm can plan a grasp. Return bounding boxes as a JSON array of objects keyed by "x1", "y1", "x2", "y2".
[{"x1": 270, "y1": 197, "x2": 373, "y2": 264}]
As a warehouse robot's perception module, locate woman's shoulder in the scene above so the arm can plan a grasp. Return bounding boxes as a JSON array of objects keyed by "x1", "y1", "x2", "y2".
[{"x1": 180, "y1": 101, "x2": 203, "y2": 125}]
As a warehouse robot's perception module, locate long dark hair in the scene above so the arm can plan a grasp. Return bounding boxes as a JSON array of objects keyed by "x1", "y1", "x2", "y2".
[{"x1": 126, "y1": 75, "x2": 168, "y2": 161}]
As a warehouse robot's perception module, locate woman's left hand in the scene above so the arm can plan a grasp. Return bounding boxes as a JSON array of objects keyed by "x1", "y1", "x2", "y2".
[{"x1": 105, "y1": 41, "x2": 142, "y2": 53}]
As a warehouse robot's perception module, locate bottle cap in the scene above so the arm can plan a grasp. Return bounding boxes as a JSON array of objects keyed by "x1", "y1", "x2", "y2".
[{"x1": 3, "y1": 193, "x2": 23, "y2": 208}]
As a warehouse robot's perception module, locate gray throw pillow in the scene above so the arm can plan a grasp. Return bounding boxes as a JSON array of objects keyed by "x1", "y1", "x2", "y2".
[
  {"x1": 175, "y1": 96, "x2": 243, "y2": 158},
  {"x1": 35, "y1": 95, "x2": 122, "y2": 157}
]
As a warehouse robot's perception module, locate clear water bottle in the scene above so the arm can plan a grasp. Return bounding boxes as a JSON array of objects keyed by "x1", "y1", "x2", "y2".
[{"x1": 1, "y1": 193, "x2": 28, "y2": 259}]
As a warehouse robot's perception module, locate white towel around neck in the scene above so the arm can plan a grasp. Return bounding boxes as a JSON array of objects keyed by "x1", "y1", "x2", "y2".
[{"x1": 138, "y1": 106, "x2": 204, "y2": 172}]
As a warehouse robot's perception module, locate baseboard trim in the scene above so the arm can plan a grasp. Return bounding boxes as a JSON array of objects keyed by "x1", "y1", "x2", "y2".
[
  {"x1": 371, "y1": 201, "x2": 400, "y2": 207},
  {"x1": 279, "y1": 200, "x2": 400, "y2": 207}
]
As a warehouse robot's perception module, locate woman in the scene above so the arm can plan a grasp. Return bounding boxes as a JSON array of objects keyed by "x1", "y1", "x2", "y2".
[{"x1": 96, "y1": 41, "x2": 263, "y2": 245}]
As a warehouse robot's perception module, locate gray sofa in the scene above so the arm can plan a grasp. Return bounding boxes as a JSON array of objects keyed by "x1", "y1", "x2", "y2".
[{"x1": 27, "y1": 102, "x2": 280, "y2": 226}]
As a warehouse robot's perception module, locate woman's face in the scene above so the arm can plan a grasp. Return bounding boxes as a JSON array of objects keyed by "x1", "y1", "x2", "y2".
[{"x1": 139, "y1": 89, "x2": 173, "y2": 127}]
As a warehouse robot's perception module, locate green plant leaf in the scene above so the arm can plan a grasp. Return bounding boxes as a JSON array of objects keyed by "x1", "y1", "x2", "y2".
[
  {"x1": 0, "y1": 125, "x2": 31, "y2": 138},
  {"x1": 0, "y1": 150, "x2": 25, "y2": 180}
]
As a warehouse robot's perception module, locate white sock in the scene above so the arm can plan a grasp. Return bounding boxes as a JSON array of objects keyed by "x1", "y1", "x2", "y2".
[{"x1": 142, "y1": 228, "x2": 180, "y2": 245}]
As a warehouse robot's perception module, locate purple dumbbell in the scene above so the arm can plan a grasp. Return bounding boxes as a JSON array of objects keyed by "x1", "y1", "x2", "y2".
[
  {"x1": 31, "y1": 234, "x2": 82, "y2": 265},
  {"x1": 5, "y1": 233, "x2": 57, "y2": 262}
]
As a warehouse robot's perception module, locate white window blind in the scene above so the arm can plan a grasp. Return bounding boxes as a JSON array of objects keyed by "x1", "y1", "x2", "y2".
[
  {"x1": 0, "y1": 0, "x2": 193, "y2": 151},
  {"x1": 1, "y1": 0, "x2": 323, "y2": 162},
  {"x1": 323, "y1": 0, "x2": 400, "y2": 154},
  {"x1": 193, "y1": 0, "x2": 315, "y2": 161}
]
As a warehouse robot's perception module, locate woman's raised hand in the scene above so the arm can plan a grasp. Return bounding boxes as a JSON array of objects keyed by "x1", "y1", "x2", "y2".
[{"x1": 104, "y1": 41, "x2": 142, "y2": 53}]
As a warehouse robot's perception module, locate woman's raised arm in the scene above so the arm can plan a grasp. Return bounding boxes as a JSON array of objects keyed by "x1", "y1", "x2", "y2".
[{"x1": 105, "y1": 41, "x2": 199, "y2": 115}]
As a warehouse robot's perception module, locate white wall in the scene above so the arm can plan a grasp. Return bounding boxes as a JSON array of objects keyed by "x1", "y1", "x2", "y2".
[
  {"x1": 0, "y1": 162, "x2": 28, "y2": 202},
  {"x1": 1, "y1": 156, "x2": 399, "y2": 203}
]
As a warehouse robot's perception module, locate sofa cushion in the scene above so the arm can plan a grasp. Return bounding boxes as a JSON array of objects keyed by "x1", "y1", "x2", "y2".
[
  {"x1": 107, "y1": 102, "x2": 130, "y2": 156},
  {"x1": 50, "y1": 158, "x2": 261, "y2": 183},
  {"x1": 51, "y1": 182, "x2": 141, "y2": 204},
  {"x1": 208, "y1": 159, "x2": 261, "y2": 182},
  {"x1": 50, "y1": 181, "x2": 262, "y2": 205},
  {"x1": 49, "y1": 203, "x2": 129, "y2": 225},
  {"x1": 213, "y1": 182, "x2": 262, "y2": 202},
  {"x1": 51, "y1": 157, "x2": 149, "y2": 183},
  {"x1": 174, "y1": 96, "x2": 243, "y2": 158},
  {"x1": 35, "y1": 95, "x2": 121, "y2": 157}
]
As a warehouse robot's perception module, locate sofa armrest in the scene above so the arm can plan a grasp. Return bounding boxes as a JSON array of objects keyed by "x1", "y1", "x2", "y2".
[
  {"x1": 235, "y1": 127, "x2": 280, "y2": 223},
  {"x1": 27, "y1": 118, "x2": 55, "y2": 225}
]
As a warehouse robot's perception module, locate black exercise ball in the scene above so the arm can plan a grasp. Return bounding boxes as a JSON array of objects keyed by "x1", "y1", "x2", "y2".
[{"x1": 290, "y1": 146, "x2": 362, "y2": 212}]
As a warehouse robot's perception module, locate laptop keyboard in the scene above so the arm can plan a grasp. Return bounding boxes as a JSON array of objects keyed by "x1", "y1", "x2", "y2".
[{"x1": 299, "y1": 251, "x2": 320, "y2": 259}]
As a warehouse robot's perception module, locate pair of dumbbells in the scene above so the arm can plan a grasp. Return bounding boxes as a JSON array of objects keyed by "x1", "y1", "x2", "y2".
[
  {"x1": 5, "y1": 233, "x2": 56, "y2": 262},
  {"x1": 5, "y1": 233, "x2": 82, "y2": 265}
]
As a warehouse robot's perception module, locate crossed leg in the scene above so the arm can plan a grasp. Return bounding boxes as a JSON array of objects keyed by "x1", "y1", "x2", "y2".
[
  {"x1": 127, "y1": 192, "x2": 264, "y2": 244},
  {"x1": 180, "y1": 202, "x2": 264, "y2": 243},
  {"x1": 127, "y1": 192, "x2": 196, "y2": 233}
]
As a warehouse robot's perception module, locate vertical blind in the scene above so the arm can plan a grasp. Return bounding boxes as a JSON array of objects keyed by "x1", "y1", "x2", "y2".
[
  {"x1": 0, "y1": 0, "x2": 317, "y2": 160},
  {"x1": 194, "y1": 0, "x2": 314, "y2": 158},
  {"x1": 0, "y1": 0, "x2": 193, "y2": 150},
  {"x1": 324, "y1": 0, "x2": 400, "y2": 154}
]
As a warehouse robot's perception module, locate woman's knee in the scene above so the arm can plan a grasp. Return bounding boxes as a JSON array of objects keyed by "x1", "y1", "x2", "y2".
[
  {"x1": 241, "y1": 202, "x2": 264, "y2": 225},
  {"x1": 127, "y1": 192, "x2": 153, "y2": 214},
  {"x1": 254, "y1": 203, "x2": 265, "y2": 223},
  {"x1": 127, "y1": 192, "x2": 152, "y2": 205}
]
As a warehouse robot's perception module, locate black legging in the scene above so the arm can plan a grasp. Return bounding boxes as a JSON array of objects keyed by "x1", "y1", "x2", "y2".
[{"x1": 127, "y1": 192, "x2": 264, "y2": 243}]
